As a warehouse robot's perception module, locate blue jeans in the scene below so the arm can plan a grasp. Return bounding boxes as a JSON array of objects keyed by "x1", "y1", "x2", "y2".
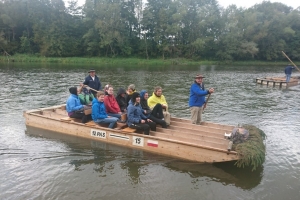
[
  {"x1": 94, "y1": 117, "x2": 118, "y2": 129},
  {"x1": 107, "y1": 113, "x2": 121, "y2": 120},
  {"x1": 286, "y1": 74, "x2": 291, "y2": 82}
]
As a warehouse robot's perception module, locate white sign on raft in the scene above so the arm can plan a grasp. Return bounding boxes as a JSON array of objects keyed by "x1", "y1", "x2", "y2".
[
  {"x1": 91, "y1": 129, "x2": 106, "y2": 139},
  {"x1": 109, "y1": 133, "x2": 130, "y2": 141},
  {"x1": 132, "y1": 136, "x2": 144, "y2": 147}
]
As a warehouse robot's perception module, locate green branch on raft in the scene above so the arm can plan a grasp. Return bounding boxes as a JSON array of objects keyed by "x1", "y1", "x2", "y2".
[{"x1": 233, "y1": 125, "x2": 266, "y2": 171}]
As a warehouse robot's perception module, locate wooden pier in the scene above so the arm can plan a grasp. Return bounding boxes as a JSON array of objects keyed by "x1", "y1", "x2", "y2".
[{"x1": 255, "y1": 76, "x2": 300, "y2": 88}]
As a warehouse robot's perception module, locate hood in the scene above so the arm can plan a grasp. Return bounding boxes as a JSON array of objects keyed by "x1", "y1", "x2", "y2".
[
  {"x1": 69, "y1": 87, "x2": 78, "y2": 95},
  {"x1": 92, "y1": 97, "x2": 99, "y2": 104},
  {"x1": 128, "y1": 99, "x2": 133, "y2": 105},
  {"x1": 128, "y1": 89, "x2": 136, "y2": 95},
  {"x1": 131, "y1": 92, "x2": 140, "y2": 103},
  {"x1": 117, "y1": 88, "x2": 126, "y2": 96},
  {"x1": 140, "y1": 90, "x2": 147, "y2": 101},
  {"x1": 128, "y1": 99, "x2": 141, "y2": 108}
]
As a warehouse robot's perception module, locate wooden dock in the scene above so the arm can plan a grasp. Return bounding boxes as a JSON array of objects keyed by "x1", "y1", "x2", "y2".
[{"x1": 255, "y1": 76, "x2": 300, "y2": 88}]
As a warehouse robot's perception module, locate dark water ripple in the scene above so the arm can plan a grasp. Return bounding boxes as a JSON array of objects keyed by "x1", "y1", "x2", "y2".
[{"x1": 0, "y1": 64, "x2": 300, "y2": 200}]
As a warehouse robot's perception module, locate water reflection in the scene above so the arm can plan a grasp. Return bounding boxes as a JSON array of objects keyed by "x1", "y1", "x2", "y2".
[
  {"x1": 25, "y1": 126, "x2": 262, "y2": 189},
  {"x1": 214, "y1": 162, "x2": 263, "y2": 189},
  {"x1": 120, "y1": 159, "x2": 145, "y2": 184},
  {"x1": 165, "y1": 161, "x2": 263, "y2": 190}
]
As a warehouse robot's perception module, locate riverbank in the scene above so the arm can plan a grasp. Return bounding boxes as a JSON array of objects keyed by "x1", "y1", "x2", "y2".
[{"x1": 0, "y1": 54, "x2": 291, "y2": 66}]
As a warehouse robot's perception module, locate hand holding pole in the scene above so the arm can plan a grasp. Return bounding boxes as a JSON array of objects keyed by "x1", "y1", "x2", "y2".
[{"x1": 82, "y1": 84, "x2": 99, "y2": 93}]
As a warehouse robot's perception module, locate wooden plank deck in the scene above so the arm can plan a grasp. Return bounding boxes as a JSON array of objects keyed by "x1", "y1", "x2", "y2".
[
  {"x1": 255, "y1": 76, "x2": 300, "y2": 88},
  {"x1": 24, "y1": 106, "x2": 239, "y2": 163}
]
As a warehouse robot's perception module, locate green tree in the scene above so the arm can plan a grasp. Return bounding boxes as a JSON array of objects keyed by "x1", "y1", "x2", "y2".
[{"x1": 245, "y1": 2, "x2": 294, "y2": 60}]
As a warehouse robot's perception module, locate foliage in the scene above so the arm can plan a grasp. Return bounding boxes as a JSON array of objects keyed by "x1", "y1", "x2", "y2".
[
  {"x1": 0, "y1": 54, "x2": 219, "y2": 65},
  {"x1": 0, "y1": 54, "x2": 292, "y2": 66},
  {"x1": 233, "y1": 124, "x2": 266, "y2": 171},
  {"x1": 0, "y1": 0, "x2": 300, "y2": 61}
]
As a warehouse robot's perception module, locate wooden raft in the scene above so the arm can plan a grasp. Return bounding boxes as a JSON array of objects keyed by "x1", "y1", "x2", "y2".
[
  {"x1": 24, "y1": 104, "x2": 239, "y2": 163},
  {"x1": 255, "y1": 76, "x2": 299, "y2": 88}
]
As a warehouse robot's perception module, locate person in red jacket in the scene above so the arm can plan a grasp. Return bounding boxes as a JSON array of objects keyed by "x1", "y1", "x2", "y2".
[{"x1": 104, "y1": 86, "x2": 122, "y2": 121}]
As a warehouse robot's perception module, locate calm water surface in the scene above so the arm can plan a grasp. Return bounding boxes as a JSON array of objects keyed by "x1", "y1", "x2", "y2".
[{"x1": 0, "y1": 63, "x2": 299, "y2": 200}]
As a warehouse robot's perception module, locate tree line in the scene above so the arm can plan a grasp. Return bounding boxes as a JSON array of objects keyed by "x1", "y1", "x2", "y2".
[{"x1": 0, "y1": 0, "x2": 299, "y2": 61}]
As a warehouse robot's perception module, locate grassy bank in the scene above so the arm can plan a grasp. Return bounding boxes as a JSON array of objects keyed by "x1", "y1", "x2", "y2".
[{"x1": 0, "y1": 54, "x2": 292, "y2": 66}]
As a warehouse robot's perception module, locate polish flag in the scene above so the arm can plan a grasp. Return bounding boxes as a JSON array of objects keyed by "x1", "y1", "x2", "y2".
[{"x1": 147, "y1": 140, "x2": 158, "y2": 147}]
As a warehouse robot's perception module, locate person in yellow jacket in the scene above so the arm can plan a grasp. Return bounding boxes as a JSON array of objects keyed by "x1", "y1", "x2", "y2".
[{"x1": 147, "y1": 86, "x2": 170, "y2": 125}]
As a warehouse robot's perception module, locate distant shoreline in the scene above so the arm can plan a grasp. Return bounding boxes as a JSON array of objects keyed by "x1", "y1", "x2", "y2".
[{"x1": 0, "y1": 54, "x2": 291, "y2": 66}]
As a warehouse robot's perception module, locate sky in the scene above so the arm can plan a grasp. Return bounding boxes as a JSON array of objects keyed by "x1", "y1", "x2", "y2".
[
  {"x1": 74, "y1": 0, "x2": 299, "y2": 9},
  {"x1": 217, "y1": 0, "x2": 299, "y2": 9}
]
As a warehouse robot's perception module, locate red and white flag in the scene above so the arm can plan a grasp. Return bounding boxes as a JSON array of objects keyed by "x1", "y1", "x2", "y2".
[{"x1": 147, "y1": 140, "x2": 158, "y2": 147}]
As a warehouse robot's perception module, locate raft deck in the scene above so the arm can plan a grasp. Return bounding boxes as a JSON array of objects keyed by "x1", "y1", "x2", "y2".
[
  {"x1": 255, "y1": 76, "x2": 300, "y2": 88},
  {"x1": 24, "y1": 105, "x2": 239, "y2": 163}
]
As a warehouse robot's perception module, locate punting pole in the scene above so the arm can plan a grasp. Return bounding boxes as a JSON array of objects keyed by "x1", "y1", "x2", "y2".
[
  {"x1": 83, "y1": 85, "x2": 99, "y2": 93},
  {"x1": 203, "y1": 93, "x2": 211, "y2": 113},
  {"x1": 282, "y1": 51, "x2": 300, "y2": 72}
]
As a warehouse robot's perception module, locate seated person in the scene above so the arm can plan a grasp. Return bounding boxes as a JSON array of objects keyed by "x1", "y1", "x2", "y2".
[
  {"x1": 66, "y1": 87, "x2": 90, "y2": 123},
  {"x1": 78, "y1": 86, "x2": 94, "y2": 105},
  {"x1": 92, "y1": 91, "x2": 118, "y2": 129},
  {"x1": 127, "y1": 92, "x2": 156, "y2": 135},
  {"x1": 126, "y1": 84, "x2": 137, "y2": 105},
  {"x1": 140, "y1": 90, "x2": 167, "y2": 128},
  {"x1": 116, "y1": 88, "x2": 127, "y2": 113},
  {"x1": 104, "y1": 83, "x2": 111, "y2": 95},
  {"x1": 104, "y1": 86, "x2": 122, "y2": 121},
  {"x1": 147, "y1": 86, "x2": 171, "y2": 125}
]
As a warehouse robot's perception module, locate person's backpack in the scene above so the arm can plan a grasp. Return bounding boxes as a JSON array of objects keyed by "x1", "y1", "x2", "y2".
[
  {"x1": 231, "y1": 127, "x2": 249, "y2": 144},
  {"x1": 80, "y1": 88, "x2": 94, "y2": 105}
]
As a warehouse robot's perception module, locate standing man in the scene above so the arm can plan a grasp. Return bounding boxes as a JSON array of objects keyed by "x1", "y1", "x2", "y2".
[
  {"x1": 82, "y1": 69, "x2": 101, "y2": 96},
  {"x1": 284, "y1": 64, "x2": 295, "y2": 83},
  {"x1": 189, "y1": 74, "x2": 214, "y2": 125}
]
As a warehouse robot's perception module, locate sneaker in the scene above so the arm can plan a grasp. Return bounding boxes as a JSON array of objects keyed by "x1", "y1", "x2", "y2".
[{"x1": 224, "y1": 132, "x2": 232, "y2": 139}]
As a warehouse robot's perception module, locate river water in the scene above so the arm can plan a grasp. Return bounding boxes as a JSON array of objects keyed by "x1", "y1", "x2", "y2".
[{"x1": 0, "y1": 63, "x2": 299, "y2": 200}]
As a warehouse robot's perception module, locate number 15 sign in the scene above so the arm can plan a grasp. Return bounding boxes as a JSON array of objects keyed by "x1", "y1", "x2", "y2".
[{"x1": 132, "y1": 136, "x2": 144, "y2": 147}]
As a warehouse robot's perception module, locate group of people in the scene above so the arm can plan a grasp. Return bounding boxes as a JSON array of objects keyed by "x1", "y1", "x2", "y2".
[
  {"x1": 66, "y1": 69, "x2": 214, "y2": 135},
  {"x1": 66, "y1": 69, "x2": 174, "y2": 135},
  {"x1": 67, "y1": 63, "x2": 298, "y2": 135}
]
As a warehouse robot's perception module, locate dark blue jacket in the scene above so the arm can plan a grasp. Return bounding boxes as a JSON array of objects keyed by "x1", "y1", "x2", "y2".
[
  {"x1": 285, "y1": 66, "x2": 295, "y2": 75},
  {"x1": 92, "y1": 98, "x2": 108, "y2": 120},
  {"x1": 127, "y1": 101, "x2": 148, "y2": 126},
  {"x1": 83, "y1": 75, "x2": 101, "y2": 91},
  {"x1": 140, "y1": 90, "x2": 151, "y2": 117},
  {"x1": 188, "y1": 82, "x2": 209, "y2": 107}
]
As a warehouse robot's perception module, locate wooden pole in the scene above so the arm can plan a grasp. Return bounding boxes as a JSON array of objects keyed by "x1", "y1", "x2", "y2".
[
  {"x1": 282, "y1": 51, "x2": 300, "y2": 72},
  {"x1": 203, "y1": 93, "x2": 211, "y2": 112},
  {"x1": 83, "y1": 85, "x2": 99, "y2": 93}
]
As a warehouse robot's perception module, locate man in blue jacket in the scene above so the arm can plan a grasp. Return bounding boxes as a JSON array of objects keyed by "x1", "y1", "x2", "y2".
[
  {"x1": 285, "y1": 64, "x2": 295, "y2": 82},
  {"x1": 82, "y1": 69, "x2": 101, "y2": 96},
  {"x1": 189, "y1": 74, "x2": 214, "y2": 125}
]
